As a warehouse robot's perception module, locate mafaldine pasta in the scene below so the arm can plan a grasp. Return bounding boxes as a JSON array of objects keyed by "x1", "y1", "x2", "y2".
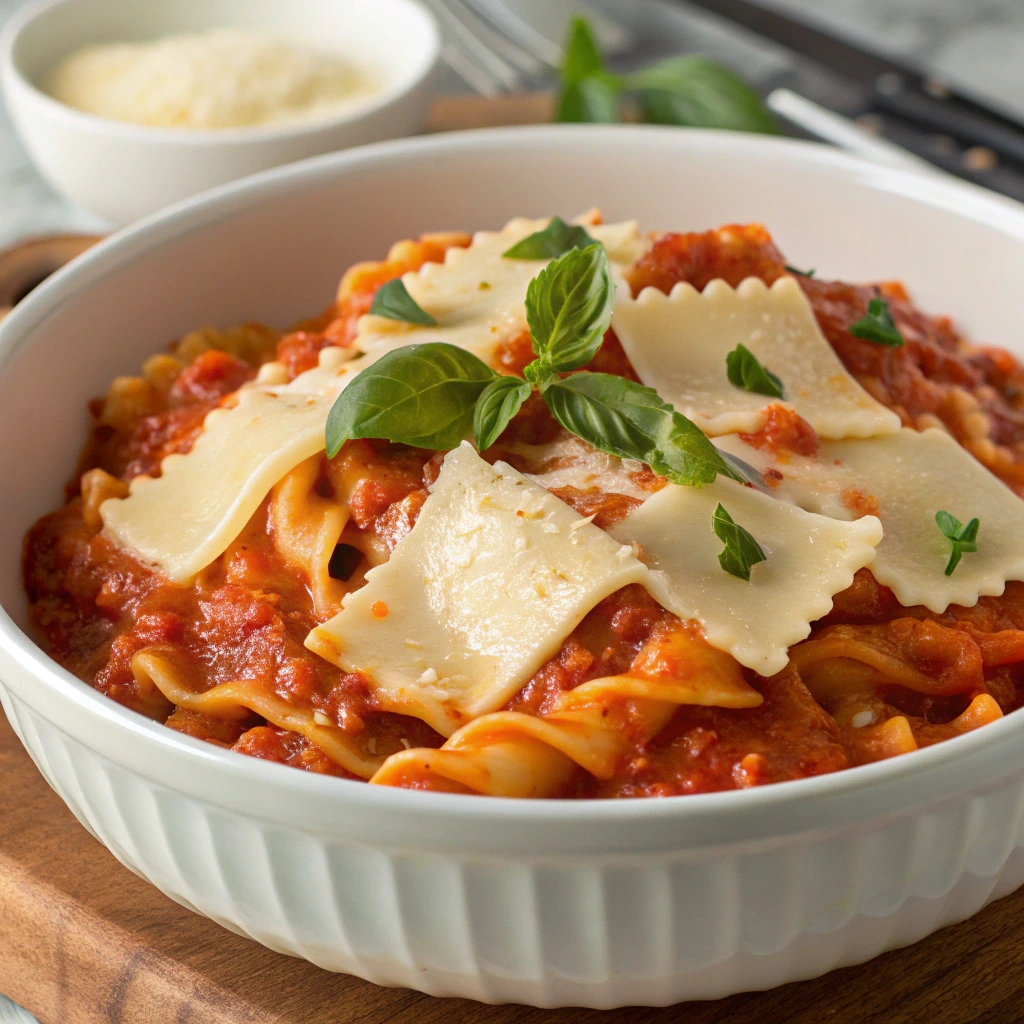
[{"x1": 24, "y1": 216, "x2": 1024, "y2": 797}]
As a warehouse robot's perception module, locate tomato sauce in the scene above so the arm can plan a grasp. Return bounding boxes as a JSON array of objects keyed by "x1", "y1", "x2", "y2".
[{"x1": 23, "y1": 223, "x2": 1024, "y2": 797}]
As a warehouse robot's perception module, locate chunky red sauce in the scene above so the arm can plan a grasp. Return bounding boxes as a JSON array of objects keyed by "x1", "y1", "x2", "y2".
[{"x1": 24, "y1": 223, "x2": 1024, "y2": 796}]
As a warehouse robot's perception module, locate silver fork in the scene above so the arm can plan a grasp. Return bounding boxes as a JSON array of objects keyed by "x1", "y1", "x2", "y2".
[{"x1": 422, "y1": 0, "x2": 562, "y2": 98}]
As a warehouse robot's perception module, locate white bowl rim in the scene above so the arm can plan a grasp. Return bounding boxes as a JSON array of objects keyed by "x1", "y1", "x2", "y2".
[
  {"x1": 4, "y1": 123, "x2": 1024, "y2": 828},
  {"x1": 0, "y1": 0, "x2": 441, "y2": 144}
]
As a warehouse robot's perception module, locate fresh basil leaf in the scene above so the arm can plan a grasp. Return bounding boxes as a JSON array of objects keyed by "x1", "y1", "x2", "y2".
[
  {"x1": 629, "y1": 56, "x2": 778, "y2": 134},
  {"x1": 785, "y1": 263, "x2": 815, "y2": 277},
  {"x1": 557, "y1": 75, "x2": 621, "y2": 123},
  {"x1": 712, "y1": 503, "x2": 767, "y2": 581},
  {"x1": 523, "y1": 360, "x2": 555, "y2": 387},
  {"x1": 725, "y1": 343, "x2": 785, "y2": 399},
  {"x1": 525, "y1": 243, "x2": 615, "y2": 374},
  {"x1": 503, "y1": 217, "x2": 597, "y2": 260},
  {"x1": 556, "y1": 17, "x2": 621, "y2": 123},
  {"x1": 540, "y1": 372, "x2": 743, "y2": 487},
  {"x1": 849, "y1": 296, "x2": 904, "y2": 347},
  {"x1": 473, "y1": 376, "x2": 532, "y2": 451},
  {"x1": 935, "y1": 509, "x2": 980, "y2": 576},
  {"x1": 369, "y1": 279, "x2": 438, "y2": 326},
  {"x1": 562, "y1": 15, "x2": 603, "y2": 81},
  {"x1": 325, "y1": 343, "x2": 495, "y2": 456}
]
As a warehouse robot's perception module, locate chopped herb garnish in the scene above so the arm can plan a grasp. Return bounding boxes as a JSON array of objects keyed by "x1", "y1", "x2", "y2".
[
  {"x1": 325, "y1": 242, "x2": 743, "y2": 491},
  {"x1": 369, "y1": 279, "x2": 438, "y2": 326},
  {"x1": 503, "y1": 216, "x2": 596, "y2": 259},
  {"x1": 554, "y1": 16, "x2": 777, "y2": 134},
  {"x1": 935, "y1": 510, "x2": 980, "y2": 576},
  {"x1": 712, "y1": 503, "x2": 767, "y2": 581},
  {"x1": 784, "y1": 263, "x2": 815, "y2": 277},
  {"x1": 725, "y1": 343, "x2": 784, "y2": 399},
  {"x1": 849, "y1": 296, "x2": 904, "y2": 347}
]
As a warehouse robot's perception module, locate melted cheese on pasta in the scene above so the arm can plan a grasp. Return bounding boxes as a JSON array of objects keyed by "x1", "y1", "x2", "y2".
[
  {"x1": 353, "y1": 217, "x2": 645, "y2": 363},
  {"x1": 612, "y1": 277, "x2": 900, "y2": 438},
  {"x1": 609, "y1": 477, "x2": 882, "y2": 675},
  {"x1": 716, "y1": 429, "x2": 1024, "y2": 613},
  {"x1": 305, "y1": 443, "x2": 649, "y2": 734},
  {"x1": 100, "y1": 346, "x2": 367, "y2": 582},
  {"x1": 99, "y1": 217, "x2": 644, "y2": 582}
]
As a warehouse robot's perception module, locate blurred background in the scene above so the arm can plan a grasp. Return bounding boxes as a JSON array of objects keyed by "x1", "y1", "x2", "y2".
[{"x1": 3, "y1": 0, "x2": 1024, "y2": 246}]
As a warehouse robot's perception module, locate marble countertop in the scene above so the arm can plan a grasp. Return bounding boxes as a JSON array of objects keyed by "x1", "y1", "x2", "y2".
[{"x1": 2, "y1": 0, "x2": 1024, "y2": 247}]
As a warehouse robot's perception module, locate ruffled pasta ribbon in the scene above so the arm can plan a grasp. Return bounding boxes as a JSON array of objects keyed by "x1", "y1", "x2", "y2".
[
  {"x1": 790, "y1": 618, "x2": 1017, "y2": 761},
  {"x1": 131, "y1": 647, "x2": 385, "y2": 779},
  {"x1": 370, "y1": 623, "x2": 763, "y2": 797}
]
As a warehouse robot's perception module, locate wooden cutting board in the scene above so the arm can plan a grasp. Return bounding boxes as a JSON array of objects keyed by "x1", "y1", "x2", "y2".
[
  {"x1": 2, "y1": 706, "x2": 1024, "y2": 1024},
  {"x1": 4, "y1": 95, "x2": 1024, "y2": 1023}
]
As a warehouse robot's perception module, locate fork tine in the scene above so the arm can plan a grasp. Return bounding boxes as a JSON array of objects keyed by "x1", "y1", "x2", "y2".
[
  {"x1": 438, "y1": 0, "x2": 548, "y2": 79},
  {"x1": 441, "y1": 41, "x2": 504, "y2": 99},
  {"x1": 421, "y1": 0, "x2": 523, "y2": 93},
  {"x1": 459, "y1": 0, "x2": 563, "y2": 68}
]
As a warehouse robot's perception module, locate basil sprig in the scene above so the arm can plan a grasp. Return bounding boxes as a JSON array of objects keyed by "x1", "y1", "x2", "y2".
[
  {"x1": 849, "y1": 296, "x2": 904, "y2": 347},
  {"x1": 326, "y1": 244, "x2": 742, "y2": 488},
  {"x1": 725, "y1": 343, "x2": 784, "y2": 399},
  {"x1": 369, "y1": 279, "x2": 438, "y2": 326},
  {"x1": 325, "y1": 343, "x2": 493, "y2": 457},
  {"x1": 473, "y1": 376, "x2": 533, "y2": 451},
  {"x1": 541, "y1": 373, "x2": 737, "y2": 486},
  {"x1": 555, "y1": 16, "x2": 777, "y2": 134},
  {"x1": 713, "y1": 503, "x2": 767, "y2": 581},
  {"x1": 525, "y1": 243, "x2": 615, "y2": 379},
  {"x1": 784, "y1": 263, "x2": 815, "y2": 278},
  {"x1": 935, "y1": 510, "x2": 980, "y2": 576},
  {"x1": 503, "y1": 217, "x2": 596, "y2": 260},
  {"x1": 556, "y1": 18, "x2": 622, "y2": 123}
]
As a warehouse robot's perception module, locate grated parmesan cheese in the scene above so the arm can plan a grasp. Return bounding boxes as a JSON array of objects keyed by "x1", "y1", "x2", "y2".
[{"x1": 45, "y1": 29, "x2": 381, "y2": 130}]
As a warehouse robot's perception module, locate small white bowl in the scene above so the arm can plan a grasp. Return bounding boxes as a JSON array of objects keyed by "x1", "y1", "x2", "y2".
[{"x1": 0, "y1": 0, "x2": 440, "y2": 225}]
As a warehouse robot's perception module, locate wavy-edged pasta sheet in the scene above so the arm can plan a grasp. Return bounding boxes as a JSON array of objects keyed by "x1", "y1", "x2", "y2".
[
  {"x1": 612, "y1": 277, "x2": 900, "y2": 439},
  {"x1": 100, "y1": 346, "x2": 368, "y2": 583},
  {"x1": 100, "y1": 217, "x2": 645, "y2": 584},
  {"x1": 268, "y1": 456, "x2": 350, "y2": 620},
  {"x1": 609, "y1": 476, "x2": 882, "y2": 676},
  {"x1": 305, "y1": 443, "x2": 649, "y2": 736},
  {"x1": 132, "y1": 647, "x2": 385, "y2": 778},
  {"x1": 717, "y1": 429, "x2": 1024, "y2": 613},
  {"x1": 370, "y1": 624, "x2": 761, "y2": 796},
  {"x1": 353, "y1": 217, "x2": 646, "y2": 363}
]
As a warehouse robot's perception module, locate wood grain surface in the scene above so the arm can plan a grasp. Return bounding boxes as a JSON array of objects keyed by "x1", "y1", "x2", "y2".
[{"x1": 0, "y1": 709, "x2": 1021, "y2": 1024}]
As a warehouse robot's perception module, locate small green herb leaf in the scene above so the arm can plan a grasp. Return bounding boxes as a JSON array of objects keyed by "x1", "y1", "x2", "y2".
[
  {"x1": 785, "y1": 263, "x2": 815, "y2": 277},
  {"x1": 472, "y1": 376, "x2": 532, "y2": 451},
  {"x1": 540, "y1": 372, "x2": 743, "y2": 487},
  {"x1": 325, "y1": 343, "x2": 495, "y2": 457},
  {"x1": 629, "y1": 56, "x2": 779, "y2": 134},
  {"x1": 849, "y1": 296, "x2": 904, "y2": 347},
  {"x1": 935, "y1": 510, "x2": 980, "y2": 576},
  {"x1": 369, "y1": 279, "x2": 438, "y2": 326},
  {"x1": 503, "y1": 217, "x2": 597, "y2": 260},
  {"x1": 725, "y1": 343, "x2": 785, "y2": 399},
  {"x1": 525, "y1": 243, "x2": 615, "y2": 374},
  {"x1": 713, "y1": 503, "x2": 767, "y2": 581},
  {"x1": 556, "y1": 17, "x2": 622, "y2": 124}
]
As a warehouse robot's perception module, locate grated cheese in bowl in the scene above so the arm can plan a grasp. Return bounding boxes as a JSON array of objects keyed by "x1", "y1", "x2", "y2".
[{"x1": 44, "y1": 28, "x2": 382, "y2": 131}]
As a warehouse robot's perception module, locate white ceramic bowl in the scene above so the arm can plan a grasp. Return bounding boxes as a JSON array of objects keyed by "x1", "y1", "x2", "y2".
[
  {"x1": 0, "y1": 0, "x2": 439, "y2": 225},
  {"x1": 3, "y1": 126, "x2": 1024, "y2": 1008}
]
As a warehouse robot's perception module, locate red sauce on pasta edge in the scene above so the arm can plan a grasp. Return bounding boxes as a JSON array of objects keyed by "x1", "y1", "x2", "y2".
[{"x1": 22, "y1": 222, "x2": 1024, "y2": 797}]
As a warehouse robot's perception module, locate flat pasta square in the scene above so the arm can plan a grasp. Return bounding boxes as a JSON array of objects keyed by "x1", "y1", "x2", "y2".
[
  {"x1": 612, "y1": 276, "x2": 900, "y2": 438},
  {"x1": 305, "y1": 443, "x2": 649, "y2": 734}
]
